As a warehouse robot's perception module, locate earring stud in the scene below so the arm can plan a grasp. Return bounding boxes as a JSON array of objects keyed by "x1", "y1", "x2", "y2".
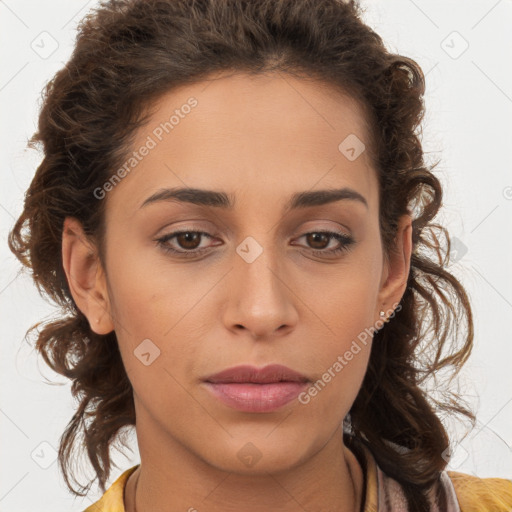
[{"x1": 379, "y1": 310, "x2": 391, "y2": 323}]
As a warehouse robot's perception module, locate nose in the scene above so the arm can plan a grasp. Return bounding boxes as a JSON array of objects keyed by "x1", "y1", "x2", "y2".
[{"x1": 222, "y1": 240, "x2": 299, "y2": 340}]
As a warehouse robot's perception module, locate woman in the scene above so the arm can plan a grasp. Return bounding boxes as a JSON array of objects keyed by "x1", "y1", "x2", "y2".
[{"x1": 8, "y1": 0, "x2": 512, "y2": 511}]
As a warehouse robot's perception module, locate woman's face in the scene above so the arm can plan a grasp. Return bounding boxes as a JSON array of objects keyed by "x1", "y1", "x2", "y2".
[{"x1": 67, "y1": 71, "x2": 411, "y2": 474}]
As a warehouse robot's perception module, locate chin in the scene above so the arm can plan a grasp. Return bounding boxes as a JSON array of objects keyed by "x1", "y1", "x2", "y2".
[{"x1": 201, "y1": 434, "x2": 310, "y2": 475}]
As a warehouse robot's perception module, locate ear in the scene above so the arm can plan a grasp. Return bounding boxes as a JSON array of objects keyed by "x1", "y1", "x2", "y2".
[
  {"x1": 61, "y1": 217, "x2": 114, "y2": 335},
  {"x1": 375, "y1": 214, "x2": 413, "y2": 322}
]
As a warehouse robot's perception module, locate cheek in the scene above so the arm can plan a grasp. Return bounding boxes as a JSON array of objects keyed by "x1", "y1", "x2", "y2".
[
  {"x1": 104, "y1": 233, "x2": 201, "y2": 334},
  {"x1": 103, "y1": 237, "x2": 226, "y2": 396},
  {"x1": 292, "y1": 256, "x2": 380, "y2": 414},
  {"x1": 297, "y1": 310, "x2": 373, "y2": 424},
  {"x1": 105, "y1": 261, "x2": 206, "y2": 418},
  {"x1": 294, "y1": 250, "x2": 381, "y2": 337}
]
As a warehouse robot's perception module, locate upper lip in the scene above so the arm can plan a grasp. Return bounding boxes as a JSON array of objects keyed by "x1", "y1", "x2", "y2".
[{"x1": 204, "y1": 364, "x2": 310, "y2": 384}]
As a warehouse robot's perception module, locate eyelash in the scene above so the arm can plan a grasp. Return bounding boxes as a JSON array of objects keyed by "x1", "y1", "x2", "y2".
[{"x1": 155, "y1": 229, "x2": 355, "y2": 259}]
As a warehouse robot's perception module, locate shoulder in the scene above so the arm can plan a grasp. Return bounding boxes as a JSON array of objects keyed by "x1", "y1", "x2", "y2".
[
  {"x1": 447, "y1": 470, "x2": 512, "y2": 512},
  {"x1": 82, "y1": 465, "x2": 139, "y2": 512}
]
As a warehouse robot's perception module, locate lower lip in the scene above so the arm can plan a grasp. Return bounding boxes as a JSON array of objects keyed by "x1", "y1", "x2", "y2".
[{"x1": 203, "y1": 381, "x2": 309, "y2": 412}]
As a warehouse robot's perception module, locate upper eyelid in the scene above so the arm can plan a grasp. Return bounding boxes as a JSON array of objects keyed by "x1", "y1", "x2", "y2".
[
  {"x1": 156, "y1": 218, "x2": 353, "y2": 237},
  {"x1": 157, "y1": 227, "x2": 350, "y2": 238}
]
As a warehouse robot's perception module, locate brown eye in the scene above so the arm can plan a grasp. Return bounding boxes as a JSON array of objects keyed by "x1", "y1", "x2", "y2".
[
  {"x1": 306, "y1": 232, "x2": 331, "y2": 250},
  {"x1": 156, "y1": 230, "x2": 218, "y2": 258},
  {"x1": 292, "y1": 230, "x2": 355, "y2": 257},
  {"x1": 175, "y1": 232, "x2": 202, "y2": 250}
]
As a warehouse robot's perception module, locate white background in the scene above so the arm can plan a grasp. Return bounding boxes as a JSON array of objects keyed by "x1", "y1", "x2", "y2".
[{"x1": 1, "y1": 1, "x2": 511, "y2": 510}]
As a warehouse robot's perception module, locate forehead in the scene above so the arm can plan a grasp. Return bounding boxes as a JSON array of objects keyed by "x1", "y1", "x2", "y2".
[{"x1": 106, "y1": 71, "x2": 378, "y2": 215}]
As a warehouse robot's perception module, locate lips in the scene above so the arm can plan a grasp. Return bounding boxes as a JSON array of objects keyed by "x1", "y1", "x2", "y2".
[
  {"x1": 202, "y1": 364, "x2": 310, "y2": 413},
  {"x1": 204, "y1": 364, "x2": 310, "y2": 384}
]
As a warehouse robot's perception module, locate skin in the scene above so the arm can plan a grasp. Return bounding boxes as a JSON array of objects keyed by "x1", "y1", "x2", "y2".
[{"x1": 62, "y1": 71, "x2": 412, "y2": 512}]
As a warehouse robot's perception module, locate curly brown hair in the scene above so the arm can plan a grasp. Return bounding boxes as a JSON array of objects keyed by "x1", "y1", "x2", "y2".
[{"x1": 8, "y1": 0, "x2": 475, "y2": 509}]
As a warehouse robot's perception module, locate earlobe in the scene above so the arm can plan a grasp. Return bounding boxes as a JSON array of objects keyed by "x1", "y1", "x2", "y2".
[{"x1": 61, "y1": 217, "x2": 114, "y2": 335}]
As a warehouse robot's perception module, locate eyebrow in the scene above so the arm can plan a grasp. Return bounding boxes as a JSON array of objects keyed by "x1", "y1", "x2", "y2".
[{"x1": 140, "y1": 186, "x2": 368, "y2": 210}]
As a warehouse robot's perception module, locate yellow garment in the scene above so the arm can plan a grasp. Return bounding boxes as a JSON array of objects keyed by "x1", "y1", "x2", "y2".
[
  {"x1": 83, "y1": 445, "x2": 512, "y2": 512},
  {"x1": 448, "y1": 471, "x2": 512, "y2": 512},
  {"x1": 83, "y1": 465, "x2": 137, "y2": 512}
]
